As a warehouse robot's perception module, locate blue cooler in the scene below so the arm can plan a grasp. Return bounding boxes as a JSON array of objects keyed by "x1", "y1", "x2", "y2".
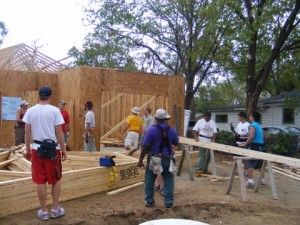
[{"x1": 99, "y1": 156, "x2": 115, "y2": 166}]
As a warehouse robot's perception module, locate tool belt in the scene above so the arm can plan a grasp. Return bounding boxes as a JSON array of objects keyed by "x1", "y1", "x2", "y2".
[
  {"x1": 34, "y1": 140, "x2": 57, "y2": 160},
  {"x1": 89, "y1": 127, "x2": 97, "y2": 137}
]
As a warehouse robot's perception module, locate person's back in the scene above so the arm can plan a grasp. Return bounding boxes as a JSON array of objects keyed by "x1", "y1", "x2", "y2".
[
  {"x1": 23, "y1": 86, "x2": 67, "y2": 221},
  {"x1": 26, "y1": 104, "x2": 63, "y2": 143},
  {"x1": 127, "y1": 114, "x2": 143, "y2": 131}
]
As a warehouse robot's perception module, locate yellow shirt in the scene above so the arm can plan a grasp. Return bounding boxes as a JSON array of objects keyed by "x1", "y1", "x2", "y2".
[{"x1": 126, "y1": 115, "x2": 142, "y2": 132}]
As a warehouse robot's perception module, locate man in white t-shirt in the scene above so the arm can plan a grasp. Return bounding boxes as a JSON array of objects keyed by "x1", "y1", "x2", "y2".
[
  {"x1": 23, "y1": 86, "x2": 67, "y2": 221},
  {"x1": 192, "y1": 112, "x2": 217, "y2": 176},
  {"x1": 231, "y1": 112, "x2": 250, "y2": 144},
  {"x1": 84, "y1": 101, "x2": 97, "y2": 151}
]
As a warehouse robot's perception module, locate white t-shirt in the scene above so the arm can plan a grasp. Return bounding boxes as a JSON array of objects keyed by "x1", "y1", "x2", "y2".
[
  {"x1": 22, "y1": 104, "x2": 64, "y2": 149},
  {"x1": 235, "y1": 121, "x2": 250, "y2": 140},
  {"x1": 193, "y1": 118, "x2": 217, "y2": 142},
  {"x1": 85, "y1": 110, "x2": 95, "y2": 128}
]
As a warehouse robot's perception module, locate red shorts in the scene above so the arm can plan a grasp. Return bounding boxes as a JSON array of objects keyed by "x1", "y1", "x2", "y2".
[{"x1": 31, "y1": 149, "x2": 62, "y2": 184}]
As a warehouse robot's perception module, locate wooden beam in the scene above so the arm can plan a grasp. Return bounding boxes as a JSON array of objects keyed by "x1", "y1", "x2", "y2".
[
  {"x1": 179, "y1": 137, "x2": 300, "y2": 167},
  {"x1": 106, "y1": 182, "x2": 144, "y2": 195},
  {"x1": 0, "y1": 158, "x2": 18, "y2": 169},
  {"x1": 101, "y1": 93, "x2": 124, "y2": 109},
  {"x1": 100, "y1": 95, "x2": 157, "y2": 140}
]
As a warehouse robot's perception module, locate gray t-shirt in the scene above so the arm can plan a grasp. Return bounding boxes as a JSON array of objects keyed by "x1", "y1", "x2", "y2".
[{"x1": 143, "y1": 115, "x2": 155, "y2": 133}]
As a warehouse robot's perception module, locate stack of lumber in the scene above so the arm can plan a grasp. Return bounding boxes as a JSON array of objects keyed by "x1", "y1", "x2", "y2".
[
  {"x1": 101, "y1": 138, "x2": 124, "y2": 147},
  {"x1": 0, "y1": 150, "x2": 145, "y2": 218},
  {"x1": 272, "y1": 163, "x2": 300, "y2": 181}
]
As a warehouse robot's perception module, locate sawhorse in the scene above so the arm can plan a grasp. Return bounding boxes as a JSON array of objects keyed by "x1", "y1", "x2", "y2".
[
  {"x1": 176, "y1": 144, "x2": 217, "y2": 181},
  {"x1": 225, "y1": 156, "x2": 278, "y2": 202}
]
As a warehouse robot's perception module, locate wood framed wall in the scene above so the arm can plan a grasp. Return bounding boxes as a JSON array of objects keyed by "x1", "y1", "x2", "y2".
[
  {"x1": 59, "y1": 67, "x2": 185, "y2": 151},
  {"x1": 0, "y1": 67, "x2": 185, "y2": 151}
]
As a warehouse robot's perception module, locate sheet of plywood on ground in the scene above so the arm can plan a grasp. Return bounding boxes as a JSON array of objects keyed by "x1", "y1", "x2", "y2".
[{"x1": 0, "y1": 69, "x2": 60, "y2": 147}]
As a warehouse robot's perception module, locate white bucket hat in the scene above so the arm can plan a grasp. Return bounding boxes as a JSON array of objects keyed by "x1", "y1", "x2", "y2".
[
  {"x1": 155, "y1": 109, "x2": 171, "y2": 119},
  {"x1": 20, "y1": 100, "x2": 29, "y2": 106},
  {"x1": 131, "y1": 106, "x2": 140, "y2": 114}
]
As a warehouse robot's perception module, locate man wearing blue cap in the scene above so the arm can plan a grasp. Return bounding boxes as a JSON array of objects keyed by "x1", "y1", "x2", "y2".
[{"x1": 23, "y1": 86, "x2": 67, "y2": 221}]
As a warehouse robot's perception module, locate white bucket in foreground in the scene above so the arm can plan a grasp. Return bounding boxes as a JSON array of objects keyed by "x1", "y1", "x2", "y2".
[{"x1": 139, "y1": 218, "x2": 209, "y2": 225}]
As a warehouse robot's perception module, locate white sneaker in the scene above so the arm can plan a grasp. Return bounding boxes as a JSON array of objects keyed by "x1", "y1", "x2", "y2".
[
  {"x1": 37, "y1": 209, "x2": 49, "y2": 221},
  {"x1": 51, "y1": 206, "x2": 65, "y2": 219},
  {"x1": 245, "y1": 180, "x2": 255, "y2": 188}
]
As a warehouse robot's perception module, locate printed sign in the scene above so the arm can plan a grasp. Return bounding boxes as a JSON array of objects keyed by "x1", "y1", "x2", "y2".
[
  {"x1": 119, "y1": 165, "x2": 139, "y2": 180},
  {"x1": 1, "y1": 97, "x2": 21, "y2": 121}
]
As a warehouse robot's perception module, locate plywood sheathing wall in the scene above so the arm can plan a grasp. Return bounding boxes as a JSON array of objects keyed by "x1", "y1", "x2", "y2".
[
  {"x1": 0, "y1": 69, "x2": 59, "y2": 147},
  {"x1": 59, "y1": 66, "x2": 185, "y2": 151},
  {"x1": 0, "y1": 67, "x2": 185, "y2": 150}
]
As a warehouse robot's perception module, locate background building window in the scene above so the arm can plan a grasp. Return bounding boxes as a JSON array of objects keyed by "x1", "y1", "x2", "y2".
[
  {"x1": 215, "y1": 114, "x2": 228, "y2": 123},
  {"x1": 283, "y1": 108, "x2": 294, "y2": 124}
]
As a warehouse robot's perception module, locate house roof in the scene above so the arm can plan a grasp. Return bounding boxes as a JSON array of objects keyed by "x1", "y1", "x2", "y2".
[
  {"x1": 0, "y1": 43, "x2": 68, "y2": 73},
  {"x1": 208, "y1": 90, "x2": 300, "y2": 112}
]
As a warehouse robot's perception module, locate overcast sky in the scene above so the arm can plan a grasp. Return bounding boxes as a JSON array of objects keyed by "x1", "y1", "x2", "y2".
[{"x1": 0, "y1": 0, "x2": 92, "y2": 61}]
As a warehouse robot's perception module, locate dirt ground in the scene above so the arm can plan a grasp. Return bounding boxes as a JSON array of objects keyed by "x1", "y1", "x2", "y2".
[{"x1": 1, "y1": 152, "x2": 300, "y2": 225}]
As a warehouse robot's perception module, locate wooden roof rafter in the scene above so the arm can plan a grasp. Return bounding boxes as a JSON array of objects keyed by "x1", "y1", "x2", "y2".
[{"x1": 0, "y1": 43, "x2": 68, "y2": 72}]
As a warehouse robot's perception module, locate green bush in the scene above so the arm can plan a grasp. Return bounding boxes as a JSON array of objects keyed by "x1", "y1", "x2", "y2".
[
  {"x1": 216, "y1": 130, "x2": 236, "y2": 146},
  {"x1": 265, "y1": 132, "x2": 293, "y2": 155}
]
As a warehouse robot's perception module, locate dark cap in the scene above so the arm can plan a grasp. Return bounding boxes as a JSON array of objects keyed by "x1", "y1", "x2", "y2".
[{"x1": 39, "y1": 86, "x2": 52, "y2": 97}]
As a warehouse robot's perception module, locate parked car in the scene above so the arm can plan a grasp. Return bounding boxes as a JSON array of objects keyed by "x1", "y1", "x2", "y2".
[{"x1": 262, "y1": 125, "x2": 300, "y2": 155}]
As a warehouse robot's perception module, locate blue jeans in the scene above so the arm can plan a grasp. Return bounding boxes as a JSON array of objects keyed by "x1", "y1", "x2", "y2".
[
  {"x1": 144, "y1": 154, "x2": 174, "y2": 206},
  {"x1": 84, "y1": 136, "x2": 97, "y2": 151}
]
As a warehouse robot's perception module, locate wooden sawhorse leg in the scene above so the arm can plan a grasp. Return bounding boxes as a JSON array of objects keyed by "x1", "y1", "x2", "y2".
[
  {"x1": 177, "y1": 144, "x2": 194, "y2": 181},
  {"x1": 254, "y1": 160, "x2": 278, "y2": 200},
  {"x1": 226, "y1": 158, "x2": 247, "y2": 202}
]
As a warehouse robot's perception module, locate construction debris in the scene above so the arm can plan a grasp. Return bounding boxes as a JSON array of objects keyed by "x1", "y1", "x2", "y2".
[{"x1": 101, "y1": 138, "x2": 124, "y2": 147}]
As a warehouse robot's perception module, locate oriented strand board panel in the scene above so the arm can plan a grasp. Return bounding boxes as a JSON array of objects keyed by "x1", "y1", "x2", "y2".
[
  {"x1": 0, "y1": 69, "x2": 59, "y2": 147},
  {"x1": 58, "y1": 67, "x2": 185, "y2": 151},
  {"x1": 0, "y1": 66, "x2": 185, "y2": 151}
]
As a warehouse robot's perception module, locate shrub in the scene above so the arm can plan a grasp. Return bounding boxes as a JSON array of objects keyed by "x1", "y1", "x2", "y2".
[
  {"x1": 216, "y1": 130, "x2": 236, "y2": 146},
  {"x1": 265, "y1": 132, "x2": 293, "y2": 155}
]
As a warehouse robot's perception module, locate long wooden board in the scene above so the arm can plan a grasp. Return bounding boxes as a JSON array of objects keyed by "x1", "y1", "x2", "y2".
[{"x1": 179, "y1": 137, "x2": 300, "y2": 167}]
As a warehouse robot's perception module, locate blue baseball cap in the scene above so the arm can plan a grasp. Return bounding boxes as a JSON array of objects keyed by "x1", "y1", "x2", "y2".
[{"x1": 39, "y1": 86, "x2": 52, "y2": 96}]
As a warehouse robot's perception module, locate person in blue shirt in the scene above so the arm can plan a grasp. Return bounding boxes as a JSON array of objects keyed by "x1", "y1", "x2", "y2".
[
  {"x1": 238, "y1": 112, "x2": 265, "y2": 187},
  {"x1": 138, "y1": 109, "x2": 179, "y2": 208}
]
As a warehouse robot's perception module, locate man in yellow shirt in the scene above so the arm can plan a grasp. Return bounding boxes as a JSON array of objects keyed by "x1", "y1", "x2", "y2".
[{"x1": 123, "y1": 107, "x2": 143, "y2": 155}]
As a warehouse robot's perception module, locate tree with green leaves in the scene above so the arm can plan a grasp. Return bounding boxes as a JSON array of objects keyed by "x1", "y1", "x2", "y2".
[
  {"x1": 224, "y1": 0, "x2": 300, "y2": 116},
  {"x1": 79, "y1": 0, "x2": 232, "y2": 109},
  {"x1": 68, "y1": 28, "x2": 138, "y2": 70},
  {"x1": 0, "y1": 21, "x2": 8, "y2": 46}
]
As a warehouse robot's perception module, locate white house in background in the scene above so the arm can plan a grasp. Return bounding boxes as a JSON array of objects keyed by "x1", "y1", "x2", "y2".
[{"x1": 207, "y1": 90, "x2": 300, "y2": 132}]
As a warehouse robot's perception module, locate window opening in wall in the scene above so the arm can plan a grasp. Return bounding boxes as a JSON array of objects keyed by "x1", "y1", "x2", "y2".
[
  {"x1": 283, "y1": 108, "x2": 295, "y2": 124},
  {"x1": 215, "y1": 114, "x2": 228, "y2": 123}
]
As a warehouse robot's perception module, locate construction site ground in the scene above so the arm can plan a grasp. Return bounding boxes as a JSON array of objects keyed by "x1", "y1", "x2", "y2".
[{"x1": 0, "y1": 150, "x2": 299, "y2": 225}]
